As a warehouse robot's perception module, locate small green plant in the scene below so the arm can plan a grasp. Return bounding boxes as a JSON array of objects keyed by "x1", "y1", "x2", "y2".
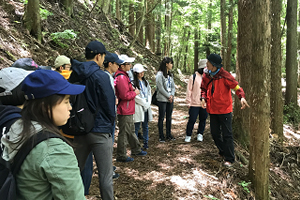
[
  {"x1": 283, "y1": 103, "x2": 300, "y2": 127},
  {"x1": 40, "y1": 8, "x2": 53, "y2": 20},
  {"x1": 20, "y1": 0, "x2": 28, "y2": 4},
  {"x1": 238, "y1": 181, "x2": 251, "y2": 193},
  {"x1": 204, "y1": 195, "x2": 220, "y2": 200},
  {"x1": 50, "y1": 29, "x2": 77, "y2": 48}
]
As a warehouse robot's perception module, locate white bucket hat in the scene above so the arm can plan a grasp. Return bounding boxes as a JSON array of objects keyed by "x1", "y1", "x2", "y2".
[{"x1": 119, "y1": 54, "x2": 135, "y2": 64}]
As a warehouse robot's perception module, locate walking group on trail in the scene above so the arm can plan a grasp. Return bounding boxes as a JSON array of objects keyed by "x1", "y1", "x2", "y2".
[{"x1": 0, "y1": 40, "x2": 249, "y2": 200}]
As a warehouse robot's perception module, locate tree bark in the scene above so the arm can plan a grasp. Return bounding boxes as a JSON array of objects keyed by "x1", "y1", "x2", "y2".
[
  {"x1": 285, "y1": 0, "x2": 298, "y2": 105},
  {"x1": 250, "y1": 1, "x2": 271, "y2": 199},
  {"x1": 116, "y1": 0, "x2": 121, "y2": 20},
  {"x1": 23, "y1": 0, "x2": 42, "y2": 42},
  {"x1": 220, "y1": 0, "x2": 227, "y2": 67},
  {"x1": 270, "y1": 0, "x2": 283, "y2": 143},
  {"x1": 194, "y1": 28, "x2": 199, "y2": 73},
  {"x1": 183, "y1": 30, "x2": 191, "y2": 73},
  {"x1": 233, "y1": 0, "x2": 252, "y2": 149},
  {"x1": 164, "y1": 0, "x2": 171, "y2": 56},
  {"x1": 102, "y1": 0, "x2": 111, "y2": 14},
  {"x1": 61, "y1": 0, "x2": 74, "y2": 16},
  {"x1": 155, "y1": 0, "x2": 162, "y2": 56},
  {"x1": 136, "y1": 0, "x2": 144, "y2": 43},
  {"x1": 145, "y1": 0, "x2": 155, "y2": 52},
  {"x1": 129, "y1": 3, "x2": 135, "y2": 36},
  {"x1": 225, "y1": 0, "x2": 233, "y2": 72},
  {"x1": 129, "y1": 0, "x2": 146, "y2": 48}
]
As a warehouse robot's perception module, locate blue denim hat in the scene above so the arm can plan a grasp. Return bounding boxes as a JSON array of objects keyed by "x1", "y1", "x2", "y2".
[
  {"x1": 104, "y1": 52, "x2": 124, "y2": 64},
  {"x1": 22, "y1": 70, "x2": 85, "y2": 100}
]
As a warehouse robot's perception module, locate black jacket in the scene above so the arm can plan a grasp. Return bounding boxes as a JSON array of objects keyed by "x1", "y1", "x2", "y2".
[{"x1": 70, "y1": 60, "x2": 116, "y2": 133}]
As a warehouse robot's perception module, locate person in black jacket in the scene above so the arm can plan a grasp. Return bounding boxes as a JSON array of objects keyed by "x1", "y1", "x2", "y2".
[{"x1": 69, "y1": 41, "x2": 116, "y2": 200}]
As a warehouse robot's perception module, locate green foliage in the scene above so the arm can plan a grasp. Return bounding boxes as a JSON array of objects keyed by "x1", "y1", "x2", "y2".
[
  {"x1": 204, "y1": 195, "x2": 220, "y2": 200},
  {"x1": 20, "y1": 0, "x2": 28, "y2": 4},
  {"x1": 238, "y1": 181, "x2": 251, "y2": 193},
  {"x1": 283, "y1": 103, "x2": 300, "y2": 127},
  {"x1": 50, "y1": 30, "x2": 77, "y2": 48},
  {"x1": 40, "y1": 8, "x2": 53, "y2": 20}
]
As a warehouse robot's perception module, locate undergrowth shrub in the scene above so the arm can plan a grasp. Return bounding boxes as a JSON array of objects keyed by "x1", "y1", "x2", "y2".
[
  {"x1": 50, "y1": 29, "x2": 77, "y2": 48},
  {"x1": 283, "y1": 103, "x2": 300, "y2": 128}
]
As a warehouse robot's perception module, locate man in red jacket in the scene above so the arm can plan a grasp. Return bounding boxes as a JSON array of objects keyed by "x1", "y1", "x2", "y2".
[
  {"x1": 201, "y1": 54, "x2": 249, "y2": 167},
  {"x1": 114, "y1": 55, "x2": 147, "y2": 162}
]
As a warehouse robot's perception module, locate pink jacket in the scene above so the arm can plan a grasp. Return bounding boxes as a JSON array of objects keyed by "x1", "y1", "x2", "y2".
[
  {"x1": 114, "y1": 69, "x2": 136, "y2": 115},
  {"x1": 186, "y1": 72, "x2": 203, "y2": 107}
]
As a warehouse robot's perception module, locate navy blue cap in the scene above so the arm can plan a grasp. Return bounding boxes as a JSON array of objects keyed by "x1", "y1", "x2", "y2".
[
  {"x1": 104, "y1": 52, "x2": 124, "y2": 64},
  {"x1": 207, "y1": 54, "x2": 223, "y2": 69},
  {"x1": 85, "y1": 41, "x2": 107, "y2": 55},
  {"x1": 22, "y1": 70, "x2": 85, "y2": 100}
]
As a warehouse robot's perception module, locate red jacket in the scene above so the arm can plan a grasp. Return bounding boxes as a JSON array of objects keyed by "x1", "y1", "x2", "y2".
[
  {"x1": 201, "y1": 68, "x2": 245, "y2": 114},
  {"x1": 114, "y1": 69, "x2": 136, "y2": 115}
]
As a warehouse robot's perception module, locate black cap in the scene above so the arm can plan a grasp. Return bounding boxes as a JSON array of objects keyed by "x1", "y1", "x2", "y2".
[
  {"x1": 207, "y1": 54, "x2": 223, "y2": 69},
  {"x1": 85, "y1": 41, "x2": 107, "y2": 55}
]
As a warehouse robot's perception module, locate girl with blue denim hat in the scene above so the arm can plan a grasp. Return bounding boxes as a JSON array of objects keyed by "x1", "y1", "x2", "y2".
[
  {"x1": 132, "y1": 64, "x2": 153, "y2": 149},
  {"x1": 0, "y1": 69, "x2": 86, "y2": 200}
]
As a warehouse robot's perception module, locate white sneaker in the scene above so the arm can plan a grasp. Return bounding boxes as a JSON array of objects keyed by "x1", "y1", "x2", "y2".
[
  {"x1": 197, "y1": 134, "x2": 203, "y2": 142},
  {"x1": 185, "y1": 136, "x2": 191, "y2": 142}
]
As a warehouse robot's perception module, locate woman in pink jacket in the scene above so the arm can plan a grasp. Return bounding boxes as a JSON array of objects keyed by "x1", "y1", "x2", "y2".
[{"x1": 185, "y1": 59, "x2": 208, "y2": 142}]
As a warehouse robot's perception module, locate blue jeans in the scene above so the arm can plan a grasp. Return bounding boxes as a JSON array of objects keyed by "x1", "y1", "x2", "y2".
[
  {"x1": 210, "y1": 113, "x2": 235, "y2": 163},
  {"x1": 186, "y1": 106, "x2": 208, "y2": 136},
  {"x1": 157, "y1": 101, "x2": 174, "y2": 139},
  {"x1": 81, "y1": 152, "x2": 93, "y2": 195},
  {"x1": 134, "y1": 111, "x2": 149, "y2": 144}
]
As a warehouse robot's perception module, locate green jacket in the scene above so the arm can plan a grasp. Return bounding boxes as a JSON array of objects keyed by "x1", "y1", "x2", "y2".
[{"x1": 1, "y1": 120, "x2": 85, "y2": 200}]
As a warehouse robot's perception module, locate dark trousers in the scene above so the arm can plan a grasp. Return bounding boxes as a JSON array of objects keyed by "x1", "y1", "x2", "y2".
[
  {"x1": 186, "y1": 106, "x2": 208, "y2": 136},
  {"x1": 157, "y1": 101, "x2": 174, "y2": 139},
  {"x1": 81, "y1": 152, "x2": 93, "y2": 195},
  {"x1": 210, "y1": 113, "x2": 235, "y2": 163}
]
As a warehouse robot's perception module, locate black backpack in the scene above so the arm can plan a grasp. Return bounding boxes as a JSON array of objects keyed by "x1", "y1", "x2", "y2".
[
  {"x1": 0, "y1": 131, "x2": 61, "y2": 200},
  {"x1": 60, "y1": 89, "x2": 96, "y2": 136}
]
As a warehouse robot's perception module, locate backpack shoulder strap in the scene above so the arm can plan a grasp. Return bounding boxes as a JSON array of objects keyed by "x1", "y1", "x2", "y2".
[
  {"x1": 192, "y1": 73, "x2": 196, "y2": 86},
  {"x1": 11, "y1": 131, "x2": 63, "y2": 175}
]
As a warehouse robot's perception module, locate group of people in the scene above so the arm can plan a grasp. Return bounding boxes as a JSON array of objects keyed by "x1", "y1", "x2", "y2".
[{"x1": 0, "y1": 38, "x2": 249, "y2": 199}]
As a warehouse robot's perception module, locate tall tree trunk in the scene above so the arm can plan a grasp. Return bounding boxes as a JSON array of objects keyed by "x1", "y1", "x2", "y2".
[
  {"x1": 233, "y1": 0, "x2": 252, "y2": 149},
  {"x1": 129, "y1": 3, "x2": 135, "y2": 36},
  {"x1": 129, "y1": 0, "x2": 146, "y2": 48},
  {"x1": 270, "y1": 0, "x2": 283, "y2": 142},
  {"x1": 145, "y1": 0, "x2": 155, "y2": 52},
  {"x1": 225, "y1": 0, "x2": 233, "y2": 72},
  {"x1": 207, "y1": 0, "x2": 212, "y2": 30},
  {"x1": 220, "y1": 0, "x2": 227, "y2": 67},
  {"x1": 298, "y1": 1, "x2": 300, "y2": 87},
  {"x1": 136, "y1": 0, "x2": 144, "y2": 43},
  {"x1": 194, "y1": 28, "x2": 199, "y2": 73},
  {"x1": 23, "y1": 0, "x2": 42, "y2": 42},
  {"x1": 164, "y1": 0, "x2": 171, "y2": 56},
  {"x1": 61, "y1": 0, "x2": 74, "y2": 16},
  {"x1": 175, "y1": 26, "x2": 187, "y2": 70},
  {"x1": 102, "y1": 0, "x2": 111, "y2": 14},
  {"x1": 183, "y1": 30, "x2": 191, "y2": 73},
  {"x1": 116, "y1": 0, "x2": 121, "y2": 20},
  {"x1": 250, "y1": 1, "x2": 271, "y2": 199},
  {"x1": 155, "y1": 0, "x2": 162, "y2": 56},
  {"x1": 285, "y1": 0, "x2": 298, "y2": 105}
]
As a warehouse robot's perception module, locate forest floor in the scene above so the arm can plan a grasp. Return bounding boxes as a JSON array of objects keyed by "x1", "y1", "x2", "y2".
[
  {"x1": 1, "y1": 1, "x2": 300, "y2": 199},
  {"x1": 87, "y1": 77, "x2": 300, "y2": 200}
]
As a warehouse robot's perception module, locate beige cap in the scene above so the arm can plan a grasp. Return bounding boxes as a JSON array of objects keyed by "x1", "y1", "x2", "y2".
[
  {"x1": 54, "y1": 55, "x2": 71, "y2": 68},
  {"x1": 198, "y1": 59, "x2": 207, "y2": 69}
]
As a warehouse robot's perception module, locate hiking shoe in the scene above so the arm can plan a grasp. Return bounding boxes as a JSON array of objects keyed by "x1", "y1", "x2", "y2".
[
  {"x1": 159, "y1": 138, "x2": 165, "y2": 142},
  {"x1": 116, "y1": 157, "x2": 134, "y2": 162},
  {"x1": 185, "y1": 136, "x2": 191, "y2": 142},
  {"x1": 113, "y1": 166, "x2": 116, "y2": 171},
  {"x1": 167, "y1": 135, "x2": 176, "y2": 141},
  {"x1": 143, "y1": 143, "x2": 149, "y2": 149},
  {"x1": 223, "y1": 161, "x2": 233, "y2": 168},
  {"x1": 132, "y1": 150, "x2": 147, "y2": 156},
  {"x1": 113, "y1": 171, "x2": 120, "y2": 179},
  {"x1": 197, "y1": 134, "x2": 203, "y2": 142}
]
